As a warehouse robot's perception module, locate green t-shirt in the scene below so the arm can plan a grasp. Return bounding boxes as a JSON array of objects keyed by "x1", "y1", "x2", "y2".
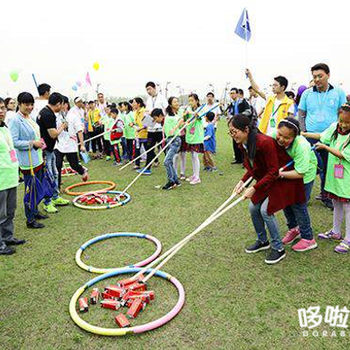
[
  {"x1": 101, "y1": 116, "x2": 114, "y2": 140},
  {"x1": 0, "y1": 127, "x2": 19, "y2": 191},
  {"x1": 123, "y1": 112, "x2": 136, "y2": 140},
  {"x1": 272, "y1": 132, "x2": 317, "y2": 184},
  {"x1": 286, "y1": 135, "x2": 317, "y2": 184},
  {"x1": 185, "y1": 109, "x2": 204, "y2": 144},
  {"x1": 320, "y1": 122, "x2": 350, "y2": 199},
  {"x1": 164, "y1": 109, "x2": 183, "y2": 138}
]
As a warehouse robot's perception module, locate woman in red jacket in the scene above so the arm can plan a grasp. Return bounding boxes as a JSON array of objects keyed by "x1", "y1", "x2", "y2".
[{"x1": 229, "y1": 114, "x2": 305, "y2": 264}]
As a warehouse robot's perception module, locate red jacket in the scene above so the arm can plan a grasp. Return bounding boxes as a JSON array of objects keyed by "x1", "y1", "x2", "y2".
[{"x1": 241, "y1": 133, "x2": 305, "y2": 214}]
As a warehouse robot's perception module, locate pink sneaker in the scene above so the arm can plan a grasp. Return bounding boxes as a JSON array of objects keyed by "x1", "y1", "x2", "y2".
[
  {"x1": 190, "y1": 177, "x2": 201, "y2": 185},
  {"x1": 292, "y1": 239, "x2": 318, "y2": 252},
  {"x1": 318, "y1": 230, "x2": 342, "y2": 240},
  {"x1": 186, "y1": 176, "x2": 194, "y2": 182},
  {"x1": 282, "y1": 227, "x2": 300, "y2": 245}
]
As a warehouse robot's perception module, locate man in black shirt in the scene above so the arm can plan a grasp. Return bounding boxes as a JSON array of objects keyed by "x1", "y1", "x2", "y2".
[{"x1": 37, "y1": 92, "x2": 69, "y2": 213}]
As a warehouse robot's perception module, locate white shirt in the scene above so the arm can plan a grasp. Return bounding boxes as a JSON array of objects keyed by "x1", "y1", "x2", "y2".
[
  {"x1": 97, "y1": 103, "x2": 107, "y2": 117},
  {"x1": 249, "y1": 96, "x2": 265, "y2": 115},
  {"x1": 5, "y1": 111, "x2": 16, "y2": 125},
  {"x1": 56, "y1": 106, "x2": 84, "y2": 153},
  {"x1": 145, "y1": 93, "x2": 168, "y2": 132},
  {"x1": 31, "y1": 99, "x2": 48, "y2": 121},
  {"x1": 202, "y1": 103, "x2": 221, "y2": 129}
]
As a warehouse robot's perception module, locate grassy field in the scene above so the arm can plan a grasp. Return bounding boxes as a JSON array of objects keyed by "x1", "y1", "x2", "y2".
[{"x1": 1, "y1": 123, "x2": 349, "y2": 350}]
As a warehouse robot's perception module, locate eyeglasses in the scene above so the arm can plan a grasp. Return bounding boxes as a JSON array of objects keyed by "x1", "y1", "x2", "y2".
[{"x1": 228, "y1": 129, "x2": 240, "y2": 136}]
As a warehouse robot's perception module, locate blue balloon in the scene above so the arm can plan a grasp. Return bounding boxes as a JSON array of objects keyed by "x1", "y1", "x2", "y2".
[{"x1": 72, "y1": 85, "x2": 78, "y2": 91}]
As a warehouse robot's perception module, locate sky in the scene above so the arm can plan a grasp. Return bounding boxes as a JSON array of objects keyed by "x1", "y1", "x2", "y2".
[{"x1": 0, "y1": 0, "x2": 349, "y2": 100}]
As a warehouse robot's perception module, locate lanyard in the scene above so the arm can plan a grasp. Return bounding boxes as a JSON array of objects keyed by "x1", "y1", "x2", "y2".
[
  {"x1": 20, "y1": 113, "x2": 40, "y2": 140},
  {"x1": 317, "y1": 86, "x2": 330, "y2": 112},
  {"x1": 152, "y1": 95, "x2": 158, "y2": 109},
  {"x1": 1, "y1": 127, "x2": 13, "y2": 150}
]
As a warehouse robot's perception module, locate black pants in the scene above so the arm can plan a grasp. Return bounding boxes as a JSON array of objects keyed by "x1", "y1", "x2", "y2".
[
  {"x1": 146, "y1": 131, "x2": 163, "y2": 168},
  {"x1": 55, "y1": 149, "x2": 85, "y2": 188},
  {"x1": 89, "y1": 126, "x2": 104, "y2": 153},
  {"x1": 126, "y1": 139, "x2": 135, "y2": 161},
  {"x1": 135, "y1": 141, "x2": 149, "y2": 167},
  {"x1": 104, "y1": 140, "x2": 112, "y2": 156},
  {"x1": 232, "y1": 139, "x2": 243, "y2": 163}
]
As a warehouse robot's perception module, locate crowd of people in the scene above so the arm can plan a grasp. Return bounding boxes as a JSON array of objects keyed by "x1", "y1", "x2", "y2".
[{"x1": 1, "y1": 62, "x2": 349, "y2": 265}]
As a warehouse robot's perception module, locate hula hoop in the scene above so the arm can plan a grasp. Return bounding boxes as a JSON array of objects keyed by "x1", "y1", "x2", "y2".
[
  {"x1": 75, "y1": 232, "x2": 162, "y2": 274},
  {"x1": 72, "y1": 191, "x2": 131, "y2": 210},
  {"x1": 69, "y1": 267, "x2": 185, "y2": 336},
  {"x1": 65, "y1": 181, "x2": 116, "y2": 196}
]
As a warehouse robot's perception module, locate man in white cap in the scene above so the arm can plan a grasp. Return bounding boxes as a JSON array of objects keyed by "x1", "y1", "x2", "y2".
[{"x1": 55, "y1": 96, "x2": 89, "y2": 188}]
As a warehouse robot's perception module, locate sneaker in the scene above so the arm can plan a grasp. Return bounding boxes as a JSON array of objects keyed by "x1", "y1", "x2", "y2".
[
  {"x1": 0, "y1": 244, "x2": 15, "y2": 255},
  {"x1": 292, "y1": 239, "x2": 318, "y2": 252},
  {"x1": 162, "y1": 182, "x2": 176, "y2": 190},
  {"x1": 180, "y1": 174, "x2": 186, "y2": 181},
  {"x1": 52, "y1": 197, "x2": 70, "y2": 206},
  {"x1": 322, "y1": 199, "x2": 334, "y2": 210},
  {"x1": 190, "y1": 177, "x2": 201, "y2": 185},
  {"x1": 4, "y1": 238, "x2": 26, "y2": 246},
  {"x1": 175, "y1": 180, "x2": 182, "y2": 187},
  {"x1": 211, "y1": 167, "x2": 218, "y2": 172},
  {"x1": 335, "y1": 240, "x2": 350, "y2": 254},
  {"x1": 203, "y1": 167, "x2": 210, "y2": 172},
  {"x1": 43, "y1": 203, "x2": 58, "y2": 214},
  {"x1": 245, "y1": 240, "x2": 270, "y2": 254},
  {"x1": 133, "y1": 165, "x2": 141, "y2": 170},
  {"x1": 113, "y1": 162, "x2": 122, "y2": 166},
  {"x1": 318, "y1": 230, "x2": 342, "y2": 240},
  {"x1": 26, "y1": 221, "x2": 45, "y2": 229},
  {"x1": 185, "y1": 176, "x2": 194, "y2": 182},
  {"x1": 82, "y1": 171, "x2": 89, "y2": 182},
  {"x1": 106, "y1": 156, "x2": 111, "y2": 161},
  {"x1": 137, "y1": 168, "x2": 152, "y2": 175},
  {"x1": 265, "y1": 249, "x2": 286, "y2": 264},
  {"x1": 282, "y1": 227, "x2": 300, "y2": 245}
]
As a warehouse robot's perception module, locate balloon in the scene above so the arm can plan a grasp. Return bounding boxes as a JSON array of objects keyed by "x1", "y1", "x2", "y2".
[
  {"x1": 93, "y1": 62, "x2": 100, "y2": 71},
  {"x1": 76, "y1": 81, "x2": 82, "y2": 87},
  {"x1": 10, "y1": 71, "x2": 19, "y2": 82},
  {"x1": 72, "y1": 85, "x2": 78, "y2": 91}
]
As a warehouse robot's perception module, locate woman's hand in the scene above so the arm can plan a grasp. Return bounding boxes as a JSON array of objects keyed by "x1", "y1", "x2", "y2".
[
  {"x1": 314, "y1": 142, "x2": 327, "y2": 151},
  {"x1": 32, "y1": 140, "x2": 44, "y2": 149},
  {"x1": 243, "y1": 186, "x2": 256, "y2": 199},
  {"x1": 233, "y1": 180, "x2": 244, "y2": 195}
]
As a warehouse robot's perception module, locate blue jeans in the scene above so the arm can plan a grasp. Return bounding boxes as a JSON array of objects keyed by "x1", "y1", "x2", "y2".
[
  {"x1": 283, "y1": 181, "x2": 314, "y2": 240},
  {"x1": 307, "y1": 138, "x2": 328, "y2": 194},
  {"x1": 249, "y1": 198, "x2": 283, "y2": 251},
  {"x1": 164, "y1": 137, "x2": 181, "y2": 183},
  {"x1": 45, "y1": 151, "x2": 59, "y2": 203}
]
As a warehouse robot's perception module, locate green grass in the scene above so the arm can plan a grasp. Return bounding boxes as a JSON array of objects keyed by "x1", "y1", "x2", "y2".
[{"x1": 1, "y1": 124, "x2": 349, "y2": 350}]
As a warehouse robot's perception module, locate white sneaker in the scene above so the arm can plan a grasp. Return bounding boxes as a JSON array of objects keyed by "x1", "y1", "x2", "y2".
[
  {"x1": 186, "y1": 176, "x2": 194, "y2": 182},
  {"x1": 190, "y1": 177, "x2": 201, "y2": 185}
]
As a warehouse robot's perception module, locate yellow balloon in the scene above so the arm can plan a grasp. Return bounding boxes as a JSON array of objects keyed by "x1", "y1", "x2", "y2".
[{"x1": 93, "y1": 62, "x2": 100, "y2": 71}]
